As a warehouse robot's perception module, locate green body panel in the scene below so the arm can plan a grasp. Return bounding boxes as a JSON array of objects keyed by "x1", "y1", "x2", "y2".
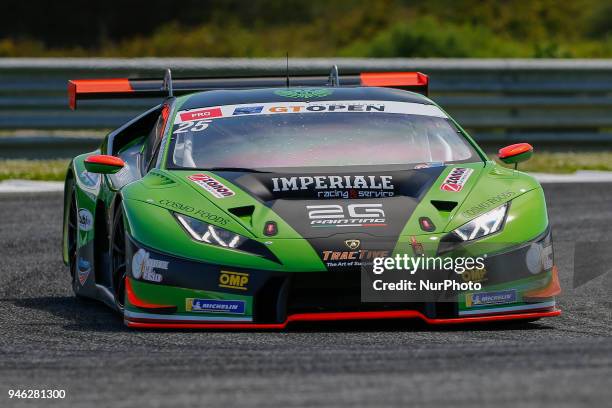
[
  {"x1": 123, "y1": 198, "x2": 325, "y2": 271},
  {"x1": 83, "y1": 161, "x2": 122, "y2": 174},
  {"x1": 500, "y1": 150, "x2": 533, "y2": 165}
]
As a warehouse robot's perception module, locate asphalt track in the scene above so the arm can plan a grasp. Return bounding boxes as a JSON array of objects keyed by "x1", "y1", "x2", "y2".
[{"x1": 0, "y1": 184, "x2": 611, "y2": 408}]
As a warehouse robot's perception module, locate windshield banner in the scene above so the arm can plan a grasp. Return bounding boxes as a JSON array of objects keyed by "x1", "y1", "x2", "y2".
[{"x1": 174, "y1": 100, "x2": 447, "y2": 124}]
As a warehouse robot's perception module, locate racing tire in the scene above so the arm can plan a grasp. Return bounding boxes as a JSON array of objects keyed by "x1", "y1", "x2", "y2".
[
  {"x1": 66, "y1": 178, "x2": 85, "y2": 298},
  {"x1": 110, "y1": 205, "x2": 128, "y2": 312}
]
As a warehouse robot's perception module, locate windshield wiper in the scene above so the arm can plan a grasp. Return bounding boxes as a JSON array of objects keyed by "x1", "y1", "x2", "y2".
[{"x1": 205, "y1": 167, "x2": 271, "y2": 173}]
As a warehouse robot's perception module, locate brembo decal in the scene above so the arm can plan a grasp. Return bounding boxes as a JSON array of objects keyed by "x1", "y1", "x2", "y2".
[
  {"x1": 188, "y1": 174, "x2": 235, "y2": 198},
  {"x1": 440, "y1": 167, "x2": 473, "y2": 193}
]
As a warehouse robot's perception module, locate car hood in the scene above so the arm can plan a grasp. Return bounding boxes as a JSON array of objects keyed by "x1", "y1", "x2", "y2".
[
  {"x1": 122, "y1": 163, "x2": 540, "y2": 271},
  {"x1": 127, "y1": 162, "x2": 541, "y2": 238}
]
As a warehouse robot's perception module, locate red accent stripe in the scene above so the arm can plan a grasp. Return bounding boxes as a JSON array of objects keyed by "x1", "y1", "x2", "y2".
[
  {"x1": 125, "y1": 278, "x2": 175, "y2": 310},
  {"x1": 125, "y1": 308, "x2": 561, "y2": 329},
  {"x1": 360, "y1": 72, "x2": 428, "y2": 87},
  {"x1": 524, "y1": 266, "x2": 562, "y2": 298},
  {"x1": 68, "y1": 78, "x2": 133, "y2": 110}
]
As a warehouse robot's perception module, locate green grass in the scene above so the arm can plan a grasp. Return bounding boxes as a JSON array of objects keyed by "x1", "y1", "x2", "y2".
[
  {"x1": 0, "y1": 159, "x2": 70, "y2": 181},
  {"x1": 1, "y1": 153, "x2": 612, "y2": 182}
]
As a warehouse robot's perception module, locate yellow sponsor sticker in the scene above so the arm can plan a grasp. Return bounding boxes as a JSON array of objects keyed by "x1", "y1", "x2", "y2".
[{"x1": 219, "y1": 271, "x2": 249, "y2": 291}]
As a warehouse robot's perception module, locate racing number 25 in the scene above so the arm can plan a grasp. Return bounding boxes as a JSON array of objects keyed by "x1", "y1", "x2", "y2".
[{"x1": 173, "y1": 120, "x2": 211, "y2": 134}]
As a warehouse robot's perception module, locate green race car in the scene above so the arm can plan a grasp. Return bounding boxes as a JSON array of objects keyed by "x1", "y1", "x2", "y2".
[{"x1": 62, "y1": 69, "x2": 560, "y2": 328}]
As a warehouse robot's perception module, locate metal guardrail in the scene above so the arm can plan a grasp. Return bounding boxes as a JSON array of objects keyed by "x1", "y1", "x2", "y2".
[{"x1": 1, "y1": 58, "x2": 612, "y2": 149}]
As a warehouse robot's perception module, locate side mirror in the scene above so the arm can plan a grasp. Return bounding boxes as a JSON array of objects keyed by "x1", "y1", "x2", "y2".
[
  {"x1": 84, "y1": 155, "x2": 125, "y2": 174},
  {"x1": 497, "y1": 143, "x2": 533, "y2": 169}
]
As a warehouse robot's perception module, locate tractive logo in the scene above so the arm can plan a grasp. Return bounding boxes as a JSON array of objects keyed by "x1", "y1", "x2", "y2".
[
  {"x1": 307, "y1": 203, "x2": 386, "y2": 228},
  {"x1": 188, "y1": 174, "x2": 235, "y2": 198},
  {"x1": 321, "y1": 248, "x2": 389, "y2": 269},
  {"x1": 131, "y1": 249, "x2": 168, "y2": 283},
  {"x1": 180, "y1": 107, "x2": 223, "y2": 122},
  {"x1": 274, "y1": 88, "x2": 333, "y2": 98},
  {"x1": 219, "y1": 271, "x2": 249, "y2": 291},
  {"x1": 440, "y1": 167, "x2": 473, "y2": 192}
]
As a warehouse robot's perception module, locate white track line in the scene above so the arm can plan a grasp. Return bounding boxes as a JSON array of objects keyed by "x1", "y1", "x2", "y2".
[
  {"x1": 528, "y1": 171, "x2": 612, "y2": 184},
  {"x1": 0, "y1": 179, "x2": 64, "y2": 193}
]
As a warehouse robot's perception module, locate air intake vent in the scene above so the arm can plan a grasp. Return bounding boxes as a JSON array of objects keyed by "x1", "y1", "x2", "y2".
[
  {"x1": 430, "y1": 200, "x2": 457, "y2": 212},
  {"x1": 144, "y1": 170, "x2": 176, "y2": 187},
  {"x1": 228, "y1": 205, "x2": 256, "y2": 226}
]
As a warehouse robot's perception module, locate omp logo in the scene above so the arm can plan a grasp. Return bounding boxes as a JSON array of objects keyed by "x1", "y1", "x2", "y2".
[
  {"x1": 307, "y1": 203, "x2": 386, "y2": 228},
  {"x1": 461, "y1": 267, "x2": 488, "y2": 283},
  {"x1": 219, "y1": 271, "x2": 249, "y2": 291}
]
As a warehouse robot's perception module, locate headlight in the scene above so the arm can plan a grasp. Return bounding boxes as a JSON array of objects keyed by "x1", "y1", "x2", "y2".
[
  {"x1": 173, "y1": 213, "x2": 280, "y2": 263},
  {"x1": 453, "y1": 203, "x2": 509, "y2": 241},
  {"x1": 175, "y1": 213, "x2": 247, "y2": 248}
]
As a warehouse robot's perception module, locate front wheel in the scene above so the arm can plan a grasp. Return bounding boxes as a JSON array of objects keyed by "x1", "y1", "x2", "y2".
[
  {"x1": 66, "y1": 179, "x2": 84, "y2": 298},
  {"x1": 110, "y1": 206, "x2": 128, "y2": 312}
]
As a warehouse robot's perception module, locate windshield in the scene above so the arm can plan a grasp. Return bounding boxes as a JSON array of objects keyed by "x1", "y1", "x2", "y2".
[{"x1": 168, "y1": 100, "x2": 480, "y2": 170}]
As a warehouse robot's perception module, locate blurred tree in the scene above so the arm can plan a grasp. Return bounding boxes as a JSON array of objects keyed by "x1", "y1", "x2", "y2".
[{"x1": 1, "y1": 0, "x2": 611, "y2": 57}]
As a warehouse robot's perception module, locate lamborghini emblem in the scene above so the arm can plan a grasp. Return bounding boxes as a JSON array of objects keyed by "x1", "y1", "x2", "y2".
[{"x1": 345, "y1": 239, "x2": 361, "y2": 250}]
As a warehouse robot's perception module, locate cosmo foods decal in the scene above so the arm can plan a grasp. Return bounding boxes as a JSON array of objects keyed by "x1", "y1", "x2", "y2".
[
  {"x1": 131, "y1": 249, "x2": 168, "y2": 283},
  {"x1": 307, "y1": 203, "x2": 386, "y2": 228},
  {"x1": 271, "y1": 175, "x2": 395, "y2": 199},
  {"x1": 440, "y1": 167, "x2": 473, "y2": 193},
  {"x1": 188, "y1": 174, "x2": 235, "y2": 198},
  {"x1": 174, "y1": 100, "x2": 447, "y2": 124}
]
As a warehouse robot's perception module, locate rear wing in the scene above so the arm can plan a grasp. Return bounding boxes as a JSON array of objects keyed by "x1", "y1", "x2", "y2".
[{"x1": 68, "y1": 67, "x2": 428, "y2": 110}]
